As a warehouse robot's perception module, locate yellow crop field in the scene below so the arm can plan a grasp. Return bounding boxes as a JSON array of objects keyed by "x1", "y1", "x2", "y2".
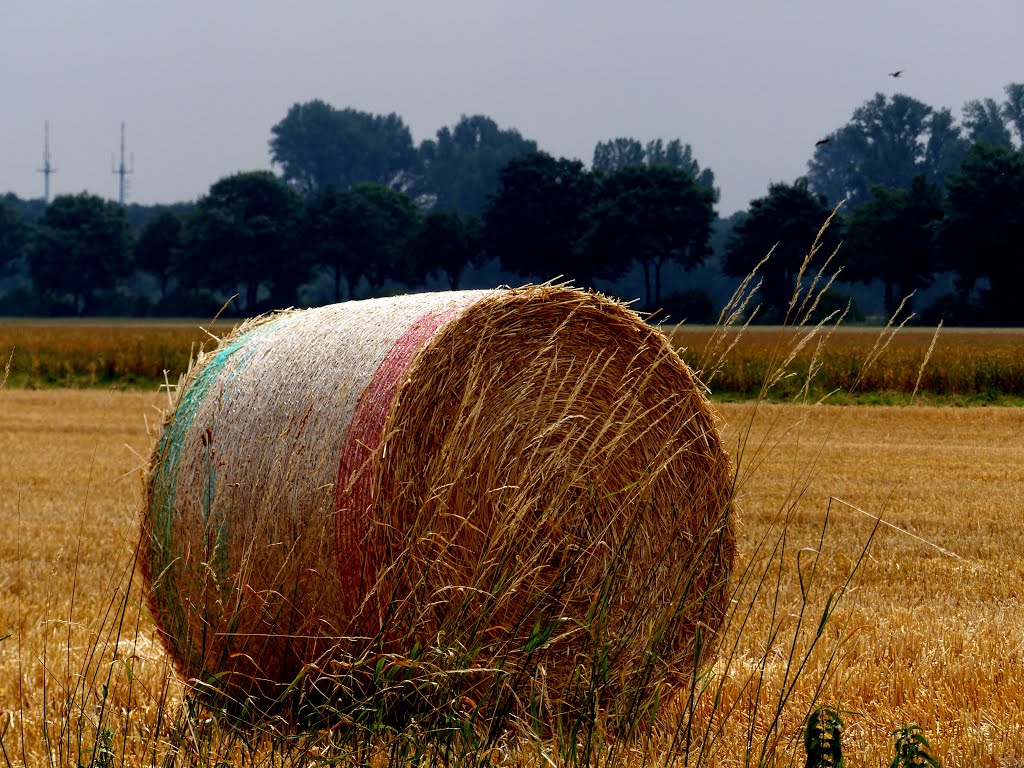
[
  {"x1": 671, "y1": 325, "x2": 1024, "y2": 402},
  {"x1": 2, "y1": 320, "x2": 1024, "y2": 403},
  {"x1": 0, "y1": 320, "x2": 234, "y2": 388},
  {"x1": 1, "y1": 389, "x2": 1020, "y2": 765}
]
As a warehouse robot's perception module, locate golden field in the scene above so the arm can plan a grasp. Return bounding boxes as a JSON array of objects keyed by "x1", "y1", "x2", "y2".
[
  {"x1": 0, "y1": 320, "x2": 233, "y2": 388},
  {"x1": 671, "y1": 325, "x2": 1024, "y2": 402},
  {"x1": 2, "y1": 320, "x2": 1024, "y2": 402},
  {"x1": 1, "y1": 389, "x2": 1021, "y2": 766}
]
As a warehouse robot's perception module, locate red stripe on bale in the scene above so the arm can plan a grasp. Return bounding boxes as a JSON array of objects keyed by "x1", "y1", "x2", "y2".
[{"x1": 333, "y1": 303, "x2": 470, "y2": 626}]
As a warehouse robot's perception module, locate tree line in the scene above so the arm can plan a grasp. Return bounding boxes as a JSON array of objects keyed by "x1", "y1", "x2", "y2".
[{"x1": 1, "y1": 86, "x2": 1023, "y2": 324}]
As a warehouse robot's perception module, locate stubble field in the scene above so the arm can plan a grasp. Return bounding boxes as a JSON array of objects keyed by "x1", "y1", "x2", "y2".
[{"x1": 1, "y1": 386, "x2": 1021, "y2": 766}]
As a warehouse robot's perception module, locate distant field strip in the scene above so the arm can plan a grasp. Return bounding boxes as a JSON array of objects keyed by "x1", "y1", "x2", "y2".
[
  {"x1": 0, "y1": 320, "x2": 234, "y2": 388},
  {"x1": 672, "y1": 325, "x2": 1024, "y2": 402},
  {"x1": 1, "y1": 320, "x2": 1022, "y2": 401}
]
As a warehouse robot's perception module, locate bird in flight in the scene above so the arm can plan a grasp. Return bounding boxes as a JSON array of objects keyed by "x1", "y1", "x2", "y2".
[
  {"x1": 815, "y1": 137, "x2": 831, "y2": 146},
  {"x1": 889, "y1": 69, "x2": 903, "y2": 78}
]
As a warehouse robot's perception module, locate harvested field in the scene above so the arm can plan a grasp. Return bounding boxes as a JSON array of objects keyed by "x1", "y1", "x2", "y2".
[
  {"x1": 0, "y1": 319, "x2": 233, "y2": 388},
  {"x1": 0, "y1": 390, "x2": 1022, "y2": 765},
  {"x1": 671, "y1": 325, "x2": 1024, "y2": 402},
  {"x1": 2, "y1": 320, "x2": 1024, "y2": 403}
]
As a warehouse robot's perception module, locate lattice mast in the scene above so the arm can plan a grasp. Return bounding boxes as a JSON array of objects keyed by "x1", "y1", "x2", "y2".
[
  {"x1": 112, "y1": 121, "x2": 134, "y2": 205},
  {"x1": 37, "y1": 121, "x2": 56, "y2": 202}
]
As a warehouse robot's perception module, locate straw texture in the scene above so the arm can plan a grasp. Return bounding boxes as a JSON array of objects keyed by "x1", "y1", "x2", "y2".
[{"x1": 139, "y1": 285, "x2": 734, "y2": 714}]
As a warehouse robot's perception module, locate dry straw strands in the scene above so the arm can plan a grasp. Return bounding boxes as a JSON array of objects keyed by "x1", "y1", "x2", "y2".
[{"x1": 139, "y1": 285, "x2": 735, "y2": 720}]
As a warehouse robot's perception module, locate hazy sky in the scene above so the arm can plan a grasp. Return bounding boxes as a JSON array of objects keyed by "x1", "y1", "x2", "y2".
[{"x1": 3, "y1": 1, "x2": 1022, "y2": 214}]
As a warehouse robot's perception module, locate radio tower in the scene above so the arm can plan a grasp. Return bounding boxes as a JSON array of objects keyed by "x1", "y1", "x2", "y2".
[
  {"x1": 37, "y1": 121, "x2": 57, "y2": 203},
  {"x1": 112, "y1": 121, "x2": 134, "y2": 205}
]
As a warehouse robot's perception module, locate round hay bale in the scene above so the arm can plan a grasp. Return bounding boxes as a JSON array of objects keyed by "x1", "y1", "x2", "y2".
[{"x1": 139, "y1": 285, "x2": 735, "y2": 718}]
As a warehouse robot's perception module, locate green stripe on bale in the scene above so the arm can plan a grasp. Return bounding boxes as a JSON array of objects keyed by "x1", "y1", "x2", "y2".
[{"x1": 145, "y1": 326, "x2": 263, "y2": 675}]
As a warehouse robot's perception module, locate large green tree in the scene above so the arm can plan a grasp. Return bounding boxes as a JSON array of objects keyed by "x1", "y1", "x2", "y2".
[
  {"x1": 304, "y1": 183, "x2": 421, "y2": 301},
  {"x1": 723, "y1": 179, "x2": 838, "y2": 323},
  {"x1": 418, "y1": 115, "x2": 537, "y2": 214},
  {"x1": 134, "y1": 209, "x2": 184, "y2": 301},
  {"x1": 936, "y1": 143, "x2": 1024, "y2": 323},
  {"x1": 807, "y1": 93, "x2": 967, "y2": 205},
  {"x1": 303, "y1": 186, "x2": 363, "y2": 302},
  {"x1": 28, "y1": 193, "x2": 133, "y2": 314},
  {"x1": 349, "y1": 183, "x2": 421, "y2": 291},
  {"x1": 585, "y1": 164, "x2": 716, "y2": 307},
  {"x1": 922, "y1": 108, "x2": 968, "y2": 190},
  {"x1": 1, "y1": 193, "x2": 47, "y2": 226},
  {"x1": 591, "y1": 138, "x2": 645, "y2": 172},
  {"x1": 0, "y1": 196, "x2": 28, "y2": 278},
  {"x1": 269, "y1": 100, "x2": 419, "y2": 197},
  {"x1": 592, "y1": 137, "x2": 716, "y2": 189},
  {"x1": 962, "y1": 97, "x2": 1014, "y2": 149},
  {"x1": 843, "y1": 177, "x2": 944, "y2": 316},
  {"x1": 1002, "y1": 83, "x2": 1024, "y2": 146},
  {"x1": 483, "y1": 152, "x2": 608, "y2": 288},
  {"x1": 413, "y1": 210, "x2": 480, "y2": 290},
  {"x1": 185, "y1": 171, "x2": 304, "y2": 311}
]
